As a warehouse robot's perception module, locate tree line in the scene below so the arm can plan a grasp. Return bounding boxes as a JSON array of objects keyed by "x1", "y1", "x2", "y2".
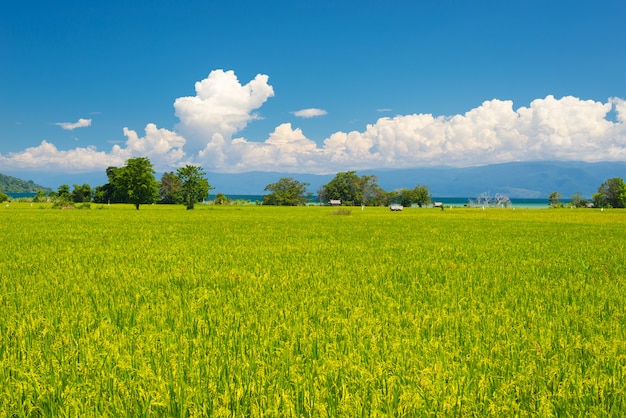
[{"x1": 6, "y1": 156, "x2": 626, "y2": 209}]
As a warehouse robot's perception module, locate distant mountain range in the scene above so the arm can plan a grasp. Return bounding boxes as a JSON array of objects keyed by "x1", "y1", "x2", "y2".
[
  {"x1": 207, "y1": 160, "x2": 625, "y2": 198},
  {"x1": 3, "y1": 160, "x2": 625, "y2": 198}
]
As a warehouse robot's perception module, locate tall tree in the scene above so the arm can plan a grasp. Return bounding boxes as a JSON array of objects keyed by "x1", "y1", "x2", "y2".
[
  {"x1": 57, "y1": 184, "x2": 71, "y2": 202},
  {"x1": 159, "y1": 171, "x2": 183, "y2": 204},
  {"x1": 94, "y1": 166, "x2": 123, "y2": 204},
  {"x1": 114, "y1": 157, "x2": 159, "y2": 210},
  {"x1": 263, "y1": 177, "x2": 310, "y2": 206},
  {"x1": 593, "y1": 177, "x2": 626, "y2": 208},
  {"x1": 176, "y1": 165, "x2": 212, "y2": 210}
]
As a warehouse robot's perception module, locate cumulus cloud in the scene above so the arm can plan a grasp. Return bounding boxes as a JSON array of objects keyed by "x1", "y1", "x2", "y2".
[
  {"x1": 2, "y1": 68, "x2": 626, "y2": 176},
  {"x1": 292, "y1": 108, "x2": 328, "y2": 118},
  {"x1": 0, "y1": 124, "x2": 185, "y2": 173},
  {"x1": 192, "y1": 94, "x2": 626, "y2": 173},
  {"x1": 174, "y1": 69, "x2": 274, "y2": 151},
  {"x1": 55, "y1": 118, "x2": 92, "y2": 130}
]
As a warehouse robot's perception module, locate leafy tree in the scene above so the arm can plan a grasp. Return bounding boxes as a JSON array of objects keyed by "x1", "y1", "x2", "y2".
[
  {"x1": 94, "y1": 167, "x2": 123, "y2": 204},
  {"x1": 395, "y1": 185, "x2": 432, "y2": 207},
  {"x1": 263, "y1": 177, "x2": 310, "y2": 206},
  {"x1": 593, "y1": 177, "x2": 626, "y2": 208},
  {"x1": 548, "y1": 191, "x2": 563, "y2": 207},
  {"x1": 0, "y1": 191, "x2": 9, "y2": 203},
  {"x1": 413, "y1": 185, "x2": 432, "y2": 207},
  {"x1": 214, "y1": 193, "x2": 230, "y2": 205},
  {"x1": 319, "y1": 171, "x2": 360, "y2": 205},
  {"x1": 57, "y1": 184, "x2": 72, "y2": 202},
  {"x1": 177, "y1": 165, "x2": 212, "y2": 210},
  {"x1": 159, "y1": 171, "x2": 183, "y2": 204},
  {"x1": 33, "y1": 190, "x2": 47, "y2": 203},
  {"x1": 71, "y1": 184, "x2": 93, "y2": 203},
  {"x1": 320, "y1": 171, "x2": 385, "y2": 206},
  {"x1": 114, "y1": 157, "x2": 159, "y2": 210},
  {"x1": 569, "y1": 192, "x2": 589, "y2": 208}
]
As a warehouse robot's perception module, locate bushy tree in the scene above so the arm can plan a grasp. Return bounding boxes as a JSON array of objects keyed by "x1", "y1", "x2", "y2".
[
  {"x1": 214, "y1": 193, "x2": 230, "y2": 205},
  {"x1": 394, "y1": 185, "x2": 432, "y2": 207},
  {"x1": 569, "y1": 192, "x2": 589, "y2": 208},
  {"x1": 94, "y1": 167, "x2": 123, "y2": 204},
  {"x1": 177, "y1": 165, "x2": 212, "y2": 210},
  {"x1": 548, "y1": 191, "x2": 563, "y2": 207},
  {"x1": 57, "y1": 184, "x2": 71, "y2": 202},
  {"x1": 114, "y1": 158, "x2": 159, "y2": 210},
  {"x1": 263, "y1": 177, "x2": 310, "y2": 206},
  {"x1": 71, "y1": 184, "x2": 93, "y2": 203},
  {"x1": 320, "y1": 171, "x2": 386, "y2": 206},
  {"x1": 0, "y1": 191, "x2": 9, "y2": 203},
  {"x1": 593, "y1": 178, "x2": 626, "y2": 208},
  {"x1": 159, "y1": 171, "x2": 183, "y2": 204}
]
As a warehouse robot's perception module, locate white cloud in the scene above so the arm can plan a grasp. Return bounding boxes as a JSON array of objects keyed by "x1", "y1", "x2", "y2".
[
  {"x1": 194, "y1": 94, "x2": 626, "y2": 173},
  {"x1": 292, "y1": 108, "x2": 328, "y2": 118},
  {"x1": 2, "y1": 68, "x2": 626, "y2": 176},
  {"x1": 174, "y1": 69, "x2": 274, "y2": 151},
  {"x1": 55, "y1": 118, "x2": 92, "y2": 130},
  {"x1": 0, "y1": 124, "x2": 185, "y2": 173}
]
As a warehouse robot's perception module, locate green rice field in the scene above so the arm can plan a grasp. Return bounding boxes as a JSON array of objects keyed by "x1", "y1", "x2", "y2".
[{"x1": 1, "y1": 203, "x2": 625, "y2": 416}]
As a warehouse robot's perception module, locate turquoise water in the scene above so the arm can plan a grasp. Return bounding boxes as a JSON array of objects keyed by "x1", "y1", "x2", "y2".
[
  {"x1": 6, "y1": 192, "x2": 555, "y2": 208},
  {"x1": 220, "y1": 195, "x2": 555, "y2": 208}
]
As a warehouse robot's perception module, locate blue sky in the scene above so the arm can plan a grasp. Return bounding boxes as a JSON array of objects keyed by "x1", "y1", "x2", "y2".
[{"x1": 1, "y1": 0, "x2": 625, "y2": 186}]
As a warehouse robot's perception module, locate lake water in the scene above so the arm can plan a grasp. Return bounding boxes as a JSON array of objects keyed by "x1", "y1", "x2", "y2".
[{"x1": 6, "y1": 192, "x2": 556, "y2": 208}]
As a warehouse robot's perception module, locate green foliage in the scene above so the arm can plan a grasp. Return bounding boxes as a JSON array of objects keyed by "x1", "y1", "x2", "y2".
[
  {"x1": 113, "y1": 158, "x2": 160, "y2": 210},
  {"x1": 71, "y1": 183, "x2": 93, "y2": 203},
  {"x1": 394, "y1": 185, "x2": 432, "y2": 207},
  {"x1": 0, "y1": 173, "x2": 52, "y2": 193},
  {"x1": 548, "y1": 191, "x2": 563, "y2": 207},
  {"x1": 262, "y1": 177, "x2": 310, "y2": 206},
  {"x1": 159, "y1": 171, "x2": 183, "y2": 204},
  {"x1": 1, "y1": 206, "x2": 625, "y2": 415},
  {"x1": 213, "y1": 193, "x2": 230, "y2": 205},
  {"x1": 32, "y1": 190, "x2": 48, "y2": 203},
  {"x1": 0, "y1": 191, "x2": 9, "y2": 203},
  {"x1": 569, "y1": 192, "x2": 589, "y2": 208},
  {"x1": 57, "y1": 184, "x2": 72, "y2": 202},
  {"x1": 320, "y1": 171, "x2": 386, "y2": 206},
  {"x1": 176, "y1": 165, "x2": 212, "y2": 210},
  {"x1": 593, "y1": 177, "x2": 626, "y2": 208}
]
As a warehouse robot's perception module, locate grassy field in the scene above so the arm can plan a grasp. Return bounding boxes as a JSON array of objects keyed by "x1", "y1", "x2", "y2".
[{"x1": 0, "y1": 203, "x2": 625, "y2": 416}]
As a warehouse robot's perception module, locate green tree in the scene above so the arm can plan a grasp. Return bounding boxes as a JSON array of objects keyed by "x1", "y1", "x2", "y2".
[
  {"x1": 263, "y1": 177, "x2": 310, "y2": 206},
  {"x1": 548, "y1": 191, "x2": 563, "y2": 207},
  {"x1": 0, "y1": 191, "x2": 9, "y2": 203},
  {"x1": 592, "y1": 177, "x2": 626, "y2": 208},
  {"x1": 569, "y1": 192, "x2": 589, "y2": 208},
  {"x1": 320, "y1": 171, "x2": 386, "y2": 206},
  {"x1": 94, "y1": 167, "x2": 123, "y2": 204},
  {"x1": 414, "y1": 185, "x2": 432, "y2": 207},
  {"x1": 57, "y1": 184, "x2": 71, "y2": 202},
  {"x1": 159, "y1": 171, "x2": 183, "y2": 204},
  {"x1": 214, "y1": 193, "x2": 230, "y2": 205},
  {"x1": 33, "y1": 190, "x2": 47, "y2": 203},
  {"x1": 114, "y1": 157, "x2": 159, "y2": 210},
  {"x1": 71, "y1": 184, "x2": 93, "y2": 203},
  {"x1": 176, "y1": 165, "x2": 212, "y2": 210},
  {"x1": 395, "y1": 185, "x2": 432, "y2": 207}
]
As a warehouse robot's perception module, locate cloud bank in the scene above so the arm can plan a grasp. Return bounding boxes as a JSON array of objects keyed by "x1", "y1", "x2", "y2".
[{"x1": 2, "y1": 70, "x2": 625, "y2": 175}]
